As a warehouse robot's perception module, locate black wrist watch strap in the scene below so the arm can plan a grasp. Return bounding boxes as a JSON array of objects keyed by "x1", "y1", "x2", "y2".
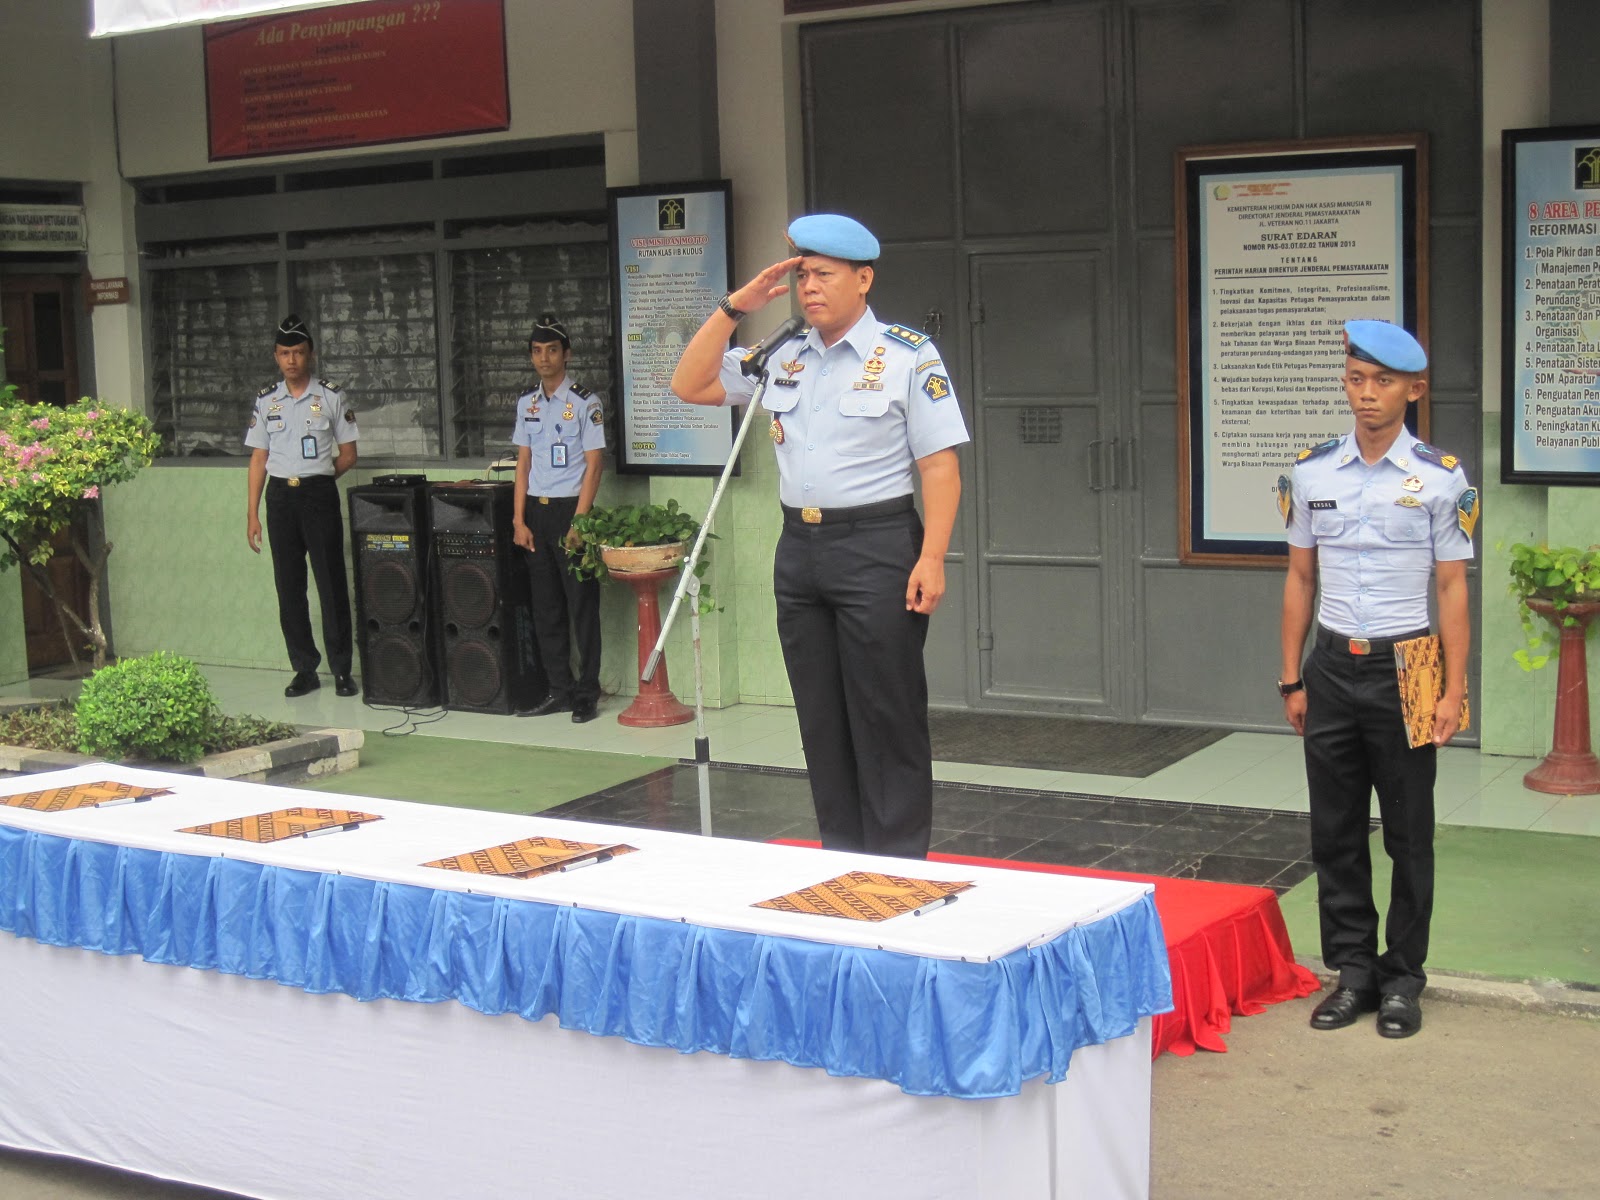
[
  {"x1": 1277, "y1": 678, "x2": 1304, "y2": 697},
  {"x1": 716, "y1": 294, "x2": 746, "y2": 321}
]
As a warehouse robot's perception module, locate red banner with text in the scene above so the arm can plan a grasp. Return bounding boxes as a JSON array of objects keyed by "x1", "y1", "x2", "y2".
[{"x1": 204, "y1": 0, "x2": 508, "y2": 161}]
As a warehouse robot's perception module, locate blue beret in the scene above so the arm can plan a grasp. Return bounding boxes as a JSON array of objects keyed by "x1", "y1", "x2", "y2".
[
  {"x1": 1345, "y1": 320, "x2": 1426, "y2": 372},
  {"x1": 787, "y1": 214, "x2": 880, "y2": 262}
]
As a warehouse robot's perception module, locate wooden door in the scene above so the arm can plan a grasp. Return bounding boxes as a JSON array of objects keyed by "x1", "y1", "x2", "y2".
[{"x1": 2, "y1": 275, "x2": 93, "y2": 671}]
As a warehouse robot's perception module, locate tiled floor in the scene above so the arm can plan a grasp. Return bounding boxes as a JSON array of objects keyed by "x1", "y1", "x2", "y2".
[
  {"x1": 555, "y1": 762, "x2": 1325, "y2": 891},
  {"x1": 11, "y1": 664, "x2": 1598, "y2": 846}
]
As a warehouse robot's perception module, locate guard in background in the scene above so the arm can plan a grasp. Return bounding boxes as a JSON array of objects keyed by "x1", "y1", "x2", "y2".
[
  {"x1": 1279, "y1": 319, "x2": 1475, "y2": 1040},
  {"x1": 671, "y1": 214, "x2": 970, "y2": 858},
  {"x1": 511, "y1": 315, "x2": 606, "y2": 724},
  {"x1": 245, "y1": 314, "x2": 360, "y2": 698}
]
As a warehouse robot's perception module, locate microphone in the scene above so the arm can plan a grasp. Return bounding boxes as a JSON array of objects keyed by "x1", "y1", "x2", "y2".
[{"x1": 739, "y1": 315, "x2": 809, "y2": 378}]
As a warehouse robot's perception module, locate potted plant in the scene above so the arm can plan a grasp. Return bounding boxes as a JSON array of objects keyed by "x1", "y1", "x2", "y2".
[
  {"x1": 1506, "y1": 541, "x2": 1600, "y2": 795},
  {"x1": 1506, "y1": 542, "x2": 1600, "y2": 671},
  {"x1": 570, "y1": 499, "x2": 714, "y2": 605}
]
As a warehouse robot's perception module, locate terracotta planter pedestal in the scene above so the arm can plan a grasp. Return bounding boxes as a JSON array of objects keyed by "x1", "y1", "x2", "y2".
[
  {"x1": 608, "y1": 563, "x2": 693, "y2": 728},
  {"x1": 1523, "y1": 598, "x2": 1600, "y2": 796}
]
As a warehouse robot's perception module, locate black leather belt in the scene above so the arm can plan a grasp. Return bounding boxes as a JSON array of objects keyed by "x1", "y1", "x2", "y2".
[
  {"x1": 530, "y1": 494, "x2": 579, "y2": 505},
  {"x1": 1315, "y1": 624, "x2": 1431, "y2": 656},
  {"x1": 781, "y1": 495, "x2": 915, "y2": 526},
  {"x1": 268, "y1": 475, "x2": 334, "y2": 489}
]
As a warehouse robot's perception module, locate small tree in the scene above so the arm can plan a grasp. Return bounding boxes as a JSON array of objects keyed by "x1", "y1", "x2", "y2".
[{"x1": 0, "y1": 386, "x2": 161, "y2": 669}]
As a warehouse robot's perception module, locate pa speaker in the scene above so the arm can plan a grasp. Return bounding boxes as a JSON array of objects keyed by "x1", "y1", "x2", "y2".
[
  {"x1": 428, "y1": 481, "x2": 546, "y2": 714},
  {"x1": 349, "y1": 482, "x2": 439, "y2": 707}
]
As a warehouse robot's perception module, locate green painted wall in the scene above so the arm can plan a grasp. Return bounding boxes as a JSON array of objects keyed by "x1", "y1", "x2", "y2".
[{"x1": 98, "y1": 459, "x2": 790, "y2": 709}]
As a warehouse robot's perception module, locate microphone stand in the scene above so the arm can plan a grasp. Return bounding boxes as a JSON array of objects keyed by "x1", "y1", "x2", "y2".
[{"x1": 642, "y1": 365, "x2": 781, "y2": 838}]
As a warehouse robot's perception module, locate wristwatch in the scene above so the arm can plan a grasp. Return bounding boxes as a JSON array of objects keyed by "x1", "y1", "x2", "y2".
[
  {"x1": 1277, "y1": 678, "x2": 1304, "y2": 697},
  {"x1": 716, "y1": 294, "x2": 746, "y2": 321}
]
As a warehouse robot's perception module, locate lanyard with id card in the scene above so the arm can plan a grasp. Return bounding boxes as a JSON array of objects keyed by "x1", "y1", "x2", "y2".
[
  {"x1": 550, "y1": 442, "x2": 567, "y2": 469},
  {"x1": 302, "y1": 434, "x2": 320, "y2": 460}
]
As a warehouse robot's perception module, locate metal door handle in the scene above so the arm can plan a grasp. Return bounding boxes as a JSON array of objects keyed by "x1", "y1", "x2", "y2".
[
  {"x1": 1107, "y1": 438, "x2": 1120, "y2": 490},
  {"x1": 1087, "y1": 439, "x2": 1105, "y2": 492}
]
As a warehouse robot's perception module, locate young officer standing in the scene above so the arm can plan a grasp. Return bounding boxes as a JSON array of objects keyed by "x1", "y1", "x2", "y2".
[
  {"x1": 245, "y1": 315, "x2": 359, "y2": 699},
  {"x1": 511, "y1": 315, "x2": 606, "y2": 724},
  {"x1": 1279, "y1": 319, "x2": 1477, "y2": 1040}
]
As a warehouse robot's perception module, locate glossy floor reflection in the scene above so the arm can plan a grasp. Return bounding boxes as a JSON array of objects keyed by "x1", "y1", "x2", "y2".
[{"x1": 545, "y1": 763, "x2": 1320, "y2": 894}]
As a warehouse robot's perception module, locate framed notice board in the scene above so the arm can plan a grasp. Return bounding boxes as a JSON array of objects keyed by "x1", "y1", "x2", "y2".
[
  {"x1": 1175, "y1": 135, "x2": 1426, "y2": 565},
  {"x1": 1501, "y1": 124, "x2": 1600, "y2": 486}
]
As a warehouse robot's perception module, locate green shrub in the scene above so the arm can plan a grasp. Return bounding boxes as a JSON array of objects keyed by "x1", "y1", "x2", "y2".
[{"x1": 75, "y1": 652, "x2": 218, "y2": 763}]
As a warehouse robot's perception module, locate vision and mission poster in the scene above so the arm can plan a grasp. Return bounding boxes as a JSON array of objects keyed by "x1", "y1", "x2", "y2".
[{"x1": 1504, "y1": 126, "x2": 1600, "y2": 484}]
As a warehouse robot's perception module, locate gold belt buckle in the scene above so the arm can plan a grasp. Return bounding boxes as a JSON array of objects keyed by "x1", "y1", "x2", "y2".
[
  {"x1": 538, "y1": 496, "x2": 550, "y2": 505},
  {"x1": 286, "y1": 477, "x2": 301, "y2": 488},
  {"x1": 1348, "y1": 637, "x2": 1370, "y2": 655},
  {"x1": 801, "y1": 506, "x2": 822, "y2": 524}
]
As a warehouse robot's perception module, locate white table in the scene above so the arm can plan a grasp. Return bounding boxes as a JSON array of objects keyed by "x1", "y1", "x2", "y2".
[{"x1": 0, "y1": 764, "x2": 1170, "y2": 1200}]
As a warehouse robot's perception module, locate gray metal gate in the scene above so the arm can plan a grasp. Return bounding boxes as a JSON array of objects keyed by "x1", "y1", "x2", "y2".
[{"x1": 802, "y1": 0, "x2": 1482, "y2": 729}]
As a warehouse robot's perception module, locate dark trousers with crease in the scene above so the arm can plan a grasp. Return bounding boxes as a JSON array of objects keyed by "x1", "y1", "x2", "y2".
[
  {"x1": 265, "y1": 475, "x2": 352, "y2": 676},
  {"x1": 775, "y1": 508, "x2": 932, "y2": 859},
  {"x1": 1303, "y1": 631, "x2": 1436, "y2": 998},
  {"x1": 522, "y1": 495, "x2": 601, "y2": 706}
]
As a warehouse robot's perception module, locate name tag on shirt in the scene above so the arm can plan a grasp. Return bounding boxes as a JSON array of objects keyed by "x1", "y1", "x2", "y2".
[
  {"x1": 551, "y1": 443, "x2": 567, "y2": 469},
  {"x1": 1308, "y1": 500, "x2": 1337, "y2": 510},
  {"x1": 773, "y1": 378, "x2": 800, "y2": 388},
  {"x1": 301, "y1": 435, "x2": 319, "y2": 460},
  {"x1": 266, "y1": 416, "x2": 285, "y2": 432}
]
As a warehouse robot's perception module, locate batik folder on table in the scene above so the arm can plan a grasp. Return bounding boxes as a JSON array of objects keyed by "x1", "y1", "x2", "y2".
[{"x1": 0, "y1": 764, "x2": 1172, "y2": 1200}]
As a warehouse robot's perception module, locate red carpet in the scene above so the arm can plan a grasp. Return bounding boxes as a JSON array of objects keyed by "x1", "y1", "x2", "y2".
[{"x1": 773, "y1": 841, "x2": 1320, "y2": 1059}]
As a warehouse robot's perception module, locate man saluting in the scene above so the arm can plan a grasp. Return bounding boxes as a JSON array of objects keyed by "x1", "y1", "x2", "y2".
[{"x1": 672, "y1": 214, "x2": 969, "y2": 859}]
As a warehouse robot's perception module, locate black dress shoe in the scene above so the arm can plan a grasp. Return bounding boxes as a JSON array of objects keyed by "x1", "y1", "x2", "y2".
[
  {"x1": 516, "y1": 694, "x2": 571, "y2": 718},
  {"x1": 284, "y1": 672, "x2": 320, "y2": 698},
  {"x1": 570, "y1": 702, "x2": 599, "y2": 724},
  {"x1": 1377, "y1": 993, "x2": 1423, "y2": 1039},
  {"x1": 1309, "y1": 986, "x2": 1379, "y2": 1031},
  {"x1": 334, "y1": 675, "x2": 358, "y2": 697}
]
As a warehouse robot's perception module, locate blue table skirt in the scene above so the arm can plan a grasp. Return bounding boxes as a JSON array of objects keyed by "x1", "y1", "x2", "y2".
[{"x1": 0, "y1": 826, "x2": 1172, "y2": 1099}]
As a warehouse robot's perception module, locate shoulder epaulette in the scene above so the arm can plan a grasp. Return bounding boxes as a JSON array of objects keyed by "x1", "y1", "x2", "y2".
[
  {"x1": 882, "y1": 324, "x2": 929, "y2": 349},
  {"x1": 318, "y1": 378, "x2": 342, "y2": 394},
  {"x1": 1295, "y1": 437, "x2": 1341, "y2": 463},
  {"x1": 1412, "y1": 441, "x2": 1460, "y2": 471},
  {"x1": 256, "y1": 382, "x2": 278, "y2": 398},
  {"x1": 569, "y1": 382, "x2": 592, "y2": 399}
]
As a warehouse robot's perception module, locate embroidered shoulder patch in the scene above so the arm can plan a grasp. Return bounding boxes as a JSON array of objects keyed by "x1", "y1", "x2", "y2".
[
  {"x1": 318, "y1": 378, "x2": 342, "y2": 393},
  {"x1": 589, "y1": 405, "x2": 604, "y2": 426},
  {"x1": 1456, "y1": 487, "x2": 1480, "y2": 538},
  {"x1": 882, "y1": 324, "x2": 928, "y2": 349},
  {"x1": 570, "y1": 382, "x2": 592, "y2": 399},
  {"x1": 1295, "y1": 437, "x2": 1341, "y2": 463},
  {"x1": 922, "y1": 374, "x2": 951, "y2": 402},
  {"x1": 1412, "y1": 441, "x2": 1460, "y2": 471}
]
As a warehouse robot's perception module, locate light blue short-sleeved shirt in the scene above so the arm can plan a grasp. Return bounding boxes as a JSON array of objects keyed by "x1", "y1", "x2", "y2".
[
  {"x1": 243, "y1": 378, "x2": 357, "y2": 477},
  {"x1": 717, "y1": 307, "x2": 970, "y2": 509},
  {"x1": 1285, "y1": 429, "x2": 1475, "y2": 638},
  {"x1": 510, "y1": 376, "x2": 606, "y2": 497}
]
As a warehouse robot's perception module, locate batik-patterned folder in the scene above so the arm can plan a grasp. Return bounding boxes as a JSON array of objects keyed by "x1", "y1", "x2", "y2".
[
  {"x1": 421, "y1": 836, "x2": 637, "y2": 878},
  {"x1": 179, "y1": 807, "x2": 381, "y2": 842},
  {"x1": 1394, "y1": 635, "x2": 1471, "y2": 749},
  {"x1": 754, "y1": 871, "x2": 974, "y2": 922},
  {"x1": 0, "y1": 780, "x2": 172, "y2": 812}
]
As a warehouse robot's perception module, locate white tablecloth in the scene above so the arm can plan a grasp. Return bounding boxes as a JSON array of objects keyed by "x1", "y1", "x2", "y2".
[{"x1": 0, "y1": 764, "x2": 1166, "y2": 1199}]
